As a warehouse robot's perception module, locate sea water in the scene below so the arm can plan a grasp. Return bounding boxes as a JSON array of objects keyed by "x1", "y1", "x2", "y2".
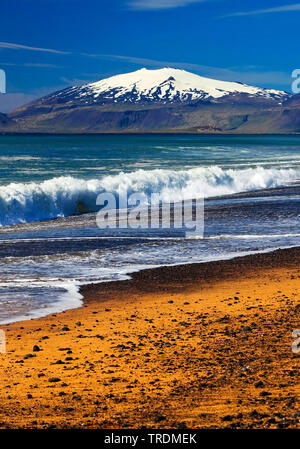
[{"x1": 0, "y1": 134, "x2": 300, "y2": 323}]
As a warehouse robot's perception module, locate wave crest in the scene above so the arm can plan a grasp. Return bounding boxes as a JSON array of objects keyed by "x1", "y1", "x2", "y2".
[{"x1": 0, "y1": 165, "x2": 299, "y2": 226}]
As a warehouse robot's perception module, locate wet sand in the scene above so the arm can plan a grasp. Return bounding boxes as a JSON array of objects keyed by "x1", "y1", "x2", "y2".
[{"x1": 0, "y1": 247, "x2": 299, "y2": 429}]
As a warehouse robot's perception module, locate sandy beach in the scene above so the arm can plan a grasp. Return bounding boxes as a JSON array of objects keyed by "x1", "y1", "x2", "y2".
[{"x1": 0, "y1": 247, "x2": 299, "y2": 429}]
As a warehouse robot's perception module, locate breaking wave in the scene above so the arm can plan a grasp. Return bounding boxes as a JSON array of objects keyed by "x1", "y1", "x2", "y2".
[{"x1": 0, "y1": 165, "x2": 299, "y2": 226}]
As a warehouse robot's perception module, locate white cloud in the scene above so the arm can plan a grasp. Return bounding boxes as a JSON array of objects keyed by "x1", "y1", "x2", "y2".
[
  {"x1": 127, "y1": 0, "x2": 205, "y2": 11},
  {"x1": 0, "y1": 42, "x2": 291, "y2": 96},
  {"x1": 224, "y1": 3, "x2": 300, "y2": 18},
  {"x1": 0, "y1": 42, "x2": 69, "y2": 54}
]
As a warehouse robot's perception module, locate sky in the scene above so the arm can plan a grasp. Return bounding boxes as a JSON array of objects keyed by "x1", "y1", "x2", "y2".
[{"x1": 0, "y1": 0, "x2": 299, "y2": 112}]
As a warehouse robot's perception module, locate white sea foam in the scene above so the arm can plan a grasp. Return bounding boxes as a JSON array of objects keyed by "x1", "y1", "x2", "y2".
[
  {"x1": 0, "y1": 156, "x2": 42, "y2": 161},
  {"x1": 0, "y1": 280, "x2": 83, "y2": 325},
  {"x1": 0, "y1": 165, "x2": 299, "y2": 226}
]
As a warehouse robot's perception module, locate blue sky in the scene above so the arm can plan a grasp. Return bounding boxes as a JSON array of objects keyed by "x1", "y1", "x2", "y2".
[{"x1": 0, "y1": 0, "x2": 299, "y2": 111}]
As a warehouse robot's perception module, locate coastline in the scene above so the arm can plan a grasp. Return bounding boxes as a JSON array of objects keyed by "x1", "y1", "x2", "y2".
[
  {"x1": 0, "y1": 246, "x2": 299, "y2": 428},
  {"x1": 2, "y1": 131, "x2": 300, "y2": 136}
]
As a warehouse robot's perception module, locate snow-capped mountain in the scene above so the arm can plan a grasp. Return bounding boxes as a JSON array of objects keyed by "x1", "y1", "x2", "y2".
[
  {"x1": 6, "y1": 67, "x2": 297, "y2": 134},
  {"x1": 44, "y1": 67, "x2": 289, "y2": 106}
]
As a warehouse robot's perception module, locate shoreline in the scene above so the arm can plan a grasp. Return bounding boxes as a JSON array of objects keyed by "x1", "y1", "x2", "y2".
[
  {"x1": 0, "y1": 246, "x2": 299, "y2": 428},
  {"x1": 1, "y1": 243, "x2": 299, "y2": 327},
  {"x1": 2, "y1": 132, "x2": 300, "y2": 136},
  {"x1": 0, "y1": 130, "x2": 300, "y2": 137}
]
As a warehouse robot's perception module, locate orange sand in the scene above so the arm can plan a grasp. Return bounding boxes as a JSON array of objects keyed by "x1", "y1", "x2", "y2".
[{"x1": 0, "y1": 248, "x2": 299, "y2": 429}]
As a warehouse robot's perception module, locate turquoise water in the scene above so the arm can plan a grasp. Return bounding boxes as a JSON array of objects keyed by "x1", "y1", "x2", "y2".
[
  {"x1": 0, "y1": 134, "x2": 300, "y2": 225},
  {"x1": 1, "y1": 134, "x2": 300, "y2": 185},
  {"x1": 0, "y1": 134, "x2": 300, "y2": 323}
]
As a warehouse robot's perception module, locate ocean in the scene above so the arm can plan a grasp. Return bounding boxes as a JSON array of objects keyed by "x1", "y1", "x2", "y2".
[{"x1": 0, "y1": 134, "x2": 300, "y2": 323}]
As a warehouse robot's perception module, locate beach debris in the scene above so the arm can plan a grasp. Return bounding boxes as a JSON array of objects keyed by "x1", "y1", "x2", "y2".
[
  {"x1": 48, "y1": 377, "x2": 61, "y2": 383},
  {"x1": 24, "y1": 354, "x2": 36, "y2": 359}
]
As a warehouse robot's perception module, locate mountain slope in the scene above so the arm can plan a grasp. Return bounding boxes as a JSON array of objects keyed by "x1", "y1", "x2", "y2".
[
  {"x1": 1, "y1": 67, "x2": 299, "y2": 134},
  {"x1": 26, "y1": 67, "x2": 289, "y2": 107}
]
